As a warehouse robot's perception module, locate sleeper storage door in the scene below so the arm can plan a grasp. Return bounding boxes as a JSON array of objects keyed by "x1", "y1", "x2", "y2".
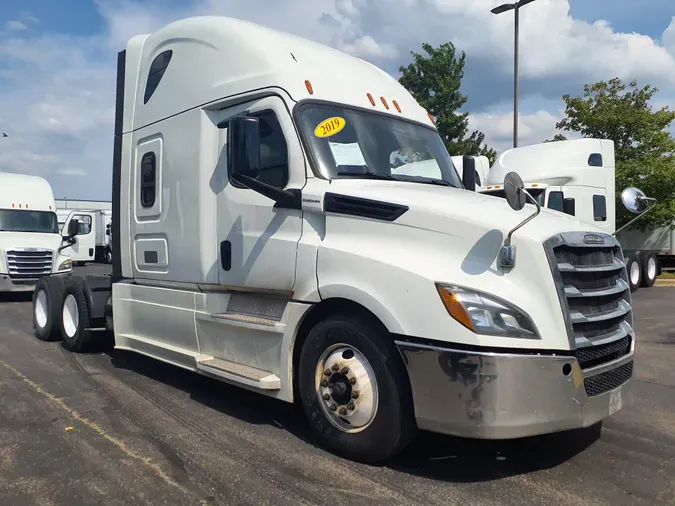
[
  {"x1": 216, "y1": 96, "x2": 303, "y2": 293},
  {"x1": 61, "y1": 212, "x2": 96, "y2": 263}
]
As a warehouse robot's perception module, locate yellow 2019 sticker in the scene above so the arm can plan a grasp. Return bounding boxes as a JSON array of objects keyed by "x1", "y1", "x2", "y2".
[{"x1": 314, "y1": 117, "x2": 346, "y2": 138}]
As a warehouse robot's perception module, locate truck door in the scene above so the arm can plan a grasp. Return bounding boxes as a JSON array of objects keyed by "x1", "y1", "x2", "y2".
[
  {"x1": 214, "y1": 96, "x2": 304, "y2": 292},
  {"x1": 61, "y1": 212, "x2": 96, "y2": 263}
]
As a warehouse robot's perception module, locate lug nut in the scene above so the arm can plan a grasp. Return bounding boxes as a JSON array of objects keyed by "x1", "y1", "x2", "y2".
[
  {"x1": 320, "y1": 379, "x2": 328, "y2": 387},
  {"x1": 329, "y1": 404, "x2": 337, "y2": 411},
  {"x1": 322, "y1": 394, "x2": 330, "y2": 400},
  {"x1": 331, "y1": 364, "x2": 339, "y2": 371},
  {"x1": 341, "y1": 367, "x2": 349, "y2": 375},
  {"x1": 351, "y1": 391, "x2": 359, "y2": 399},
  {"x1": 339, "y1": 407, "x2": 347, "y2": 415},
  {"x1": 347, "y1": 403, "x2": 355, "y2": 410},
  {"x1": 349, "y1": 377, "x2": 357, "y2": 385},
  {"x1": 324, "y1": 369, "x2": 331, "y2": 376}
]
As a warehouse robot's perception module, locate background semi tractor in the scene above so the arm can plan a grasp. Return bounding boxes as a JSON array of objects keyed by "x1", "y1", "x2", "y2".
[
  {"x1": 0, "y1": 172, "x2": 73, "y2": 293},
  {"x1": 475, "y1": 138, "x2": 663, "y2": 292},
  {"x1": 31, "y1": 16, "x2": 642, "y2": 463}
]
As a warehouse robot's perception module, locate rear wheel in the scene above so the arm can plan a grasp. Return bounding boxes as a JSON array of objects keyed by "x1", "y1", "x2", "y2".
[
  {"x1": 626, "y1": 254, "x2": 641, "y2": 292},
  {"x1": 33, "y1": 276, "x2": 67, "y2": 341},
  {"x1": 640, "y1": 253, "x2": 657, "y2": 288},
  {"x1": 298, "y1": 313, "x2": 416, "y2": 464},
  {"x1": 60, "y1": 277, "x2": 92, "y2": 352}
]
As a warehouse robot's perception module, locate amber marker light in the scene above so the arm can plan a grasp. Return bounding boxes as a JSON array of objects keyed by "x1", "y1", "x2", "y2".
[
  {"x1": 305, "y1": 80, "x2": 314, "y2": 95},
  {"x1": 436, "y1": 284, "x2": 475, "y2": 331}
]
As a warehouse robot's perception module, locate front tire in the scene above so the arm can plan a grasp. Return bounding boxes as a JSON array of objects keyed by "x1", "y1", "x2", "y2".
[
  {"x1": 33, "y1": 276, "x2": 67, "y2": 341},
  {"x1": 60, "y1": 277, "x2": 92, "y2": 352},
  {"x1": 298, "y1": 313, "x2": 416, "y2": 464}
]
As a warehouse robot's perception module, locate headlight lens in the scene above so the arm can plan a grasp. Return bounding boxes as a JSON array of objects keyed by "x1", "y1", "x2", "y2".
[
  {"x1": 58, "y1": 259, "x2": 72, "y2": 272},
  {"x1": 436, "y1": 283, "x2": 540, "y2": 339}
]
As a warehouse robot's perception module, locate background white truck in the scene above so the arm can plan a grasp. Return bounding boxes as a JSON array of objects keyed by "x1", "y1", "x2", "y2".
[
  {"x1": 58, "y1": 209, "x2": 112, "y2": 265},
  {"x1": 477, "y1": 138, "x2": 662, "y2": 291},
  {"x1": 31, "y1": 16, "x2": 642, "y2": 463},
  {"x1": 0, "y1": 172, "x2": 73, "y2": 292}
]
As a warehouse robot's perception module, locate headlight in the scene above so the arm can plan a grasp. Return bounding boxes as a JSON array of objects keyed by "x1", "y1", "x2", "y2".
[
  {"x1": 58, "y1": 259, "x2": 72, "y2": 272},
  {"x1": 436, "y1": 283, "x2": 540, "y2": 339}
]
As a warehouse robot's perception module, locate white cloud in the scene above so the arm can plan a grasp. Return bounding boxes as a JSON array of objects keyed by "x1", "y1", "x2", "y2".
[
  {"x1": 4, "y1": 21, "x2": 28, "y2": 32},
  {"x1": 0, "y1": 0, "x2": 674, "y2": 200}
]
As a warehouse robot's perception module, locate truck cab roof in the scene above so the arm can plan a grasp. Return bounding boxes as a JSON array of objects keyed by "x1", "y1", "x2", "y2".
[
  {"x1": 485, "y1": 138, "x2": 615, "y2": 188},
  {"x1": 0, "y1": 172, "x2": 57, "y2": 212},
  {"x1": 125, "y1": 15, "x2": 434, "y2": 133}
]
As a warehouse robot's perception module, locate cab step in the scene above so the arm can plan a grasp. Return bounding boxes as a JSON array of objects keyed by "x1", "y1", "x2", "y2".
[{"x1": 196, "y1": 356, "x2": 281, "y2": 390}]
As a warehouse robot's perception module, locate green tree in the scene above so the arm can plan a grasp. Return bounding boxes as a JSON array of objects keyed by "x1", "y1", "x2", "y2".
[
  {"x1": 552, "y1": 78, "x2": 675, "y2": 231},
  {"x1": 398, "y1": 42, "x2": 497, "y2": 165}
]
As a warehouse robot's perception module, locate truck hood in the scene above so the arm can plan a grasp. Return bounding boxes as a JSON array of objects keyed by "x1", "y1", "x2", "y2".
[
  {"x1": 0, "y1": 231, "x2": 63, "y2": 251},
  {"x1": 323, "y1": 179, "x2": 599, "y2": 242}
]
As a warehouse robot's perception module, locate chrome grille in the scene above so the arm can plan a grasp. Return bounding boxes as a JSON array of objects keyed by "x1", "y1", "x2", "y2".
[
  {"x1": 545, "y1": 232, "x2": 634, "y2": 378},
  {"x1": 5, "y1": 249, "x2": 54, "y2": 279}
]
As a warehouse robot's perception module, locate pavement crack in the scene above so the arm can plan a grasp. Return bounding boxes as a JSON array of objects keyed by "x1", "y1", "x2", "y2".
[{"x1": 0, "y1": 359, "x2": 192, "y2": 496}]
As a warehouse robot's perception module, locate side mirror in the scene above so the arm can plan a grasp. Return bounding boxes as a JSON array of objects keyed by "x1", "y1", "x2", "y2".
[
  {"x1": 621, "y1": 187, "x2": 649, "y2": 214},
  {"x1": 226, "y1": 115, "x2": 261, "y2": 180},
  {"x1": 461, "y1": 155, "x2": 476, "y2": 192},
  {"x1": 67, "y1": 219, "x2": 80, "y2": 238}
]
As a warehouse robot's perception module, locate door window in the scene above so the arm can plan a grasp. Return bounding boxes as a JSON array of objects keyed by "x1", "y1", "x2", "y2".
[{"x1": 74, "y1": 215, "x2": 92, "y2": 234}]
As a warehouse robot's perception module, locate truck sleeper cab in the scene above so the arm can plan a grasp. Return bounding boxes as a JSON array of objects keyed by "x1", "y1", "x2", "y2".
[{"x1": 32, "y1": 16, "x2": 635, "y2": 464}]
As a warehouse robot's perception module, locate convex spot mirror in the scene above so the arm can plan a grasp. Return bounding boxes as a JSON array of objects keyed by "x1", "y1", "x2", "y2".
[
  {"x1": 621, "y1": 187, "x2": 649, "y2": 214},
  {"x1": 226, "y1": 115, "x2": 261, "y2": 180},
  {"x1": 504, "y1": 172, "x2": 527, "y2": 211}
]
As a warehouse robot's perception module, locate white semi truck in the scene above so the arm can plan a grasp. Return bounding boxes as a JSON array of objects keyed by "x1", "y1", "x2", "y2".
[
  {"x1": 31, "y1": 16, "x2": 643, "y2": 463},
  {"x1": 477, "y1": 138, "x2": 661, "y2": 292},
  {"x1": 0, "y1": 172, "x2": 73, "y2": 293}
]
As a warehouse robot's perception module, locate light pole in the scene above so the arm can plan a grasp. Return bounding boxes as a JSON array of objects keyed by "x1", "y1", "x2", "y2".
[{"x1": 491, "y1": 0, "x2": 537, "y2": 148}]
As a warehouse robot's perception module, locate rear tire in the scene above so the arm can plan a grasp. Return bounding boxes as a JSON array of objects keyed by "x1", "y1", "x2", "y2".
[
  {"x1": 640, "y1": 253, "x2": 657, "y2": 288},
  {"x1": 298, "y1": 313, "x2": 416, "y2": 464},
  {"x1": 60, "y1": 277, "x2": 92, "y2": 353},
  {"x1": 33, "y1": 276, "x2": 67, "y2": 342},
  {"x1": 626, "y1": 254, "x2": 641, "y2": 292}
]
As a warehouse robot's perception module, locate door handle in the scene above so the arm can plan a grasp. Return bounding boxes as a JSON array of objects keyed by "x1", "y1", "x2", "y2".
[{"x1": 220, "y1": 240, "x2": 231, "y2": 271}]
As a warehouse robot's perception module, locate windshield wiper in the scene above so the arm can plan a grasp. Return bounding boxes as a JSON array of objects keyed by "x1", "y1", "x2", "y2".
[
  {"x1": 335, "y1": 171, "x2": 399, "y2": 181},
  {"x1": 392, "y1": 175, "x2": 456, "y2": 187}
]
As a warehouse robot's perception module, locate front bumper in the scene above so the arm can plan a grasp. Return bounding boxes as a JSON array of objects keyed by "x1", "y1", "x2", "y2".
[
  {"x1": 395, "y1": 340, "x2": 634, "y2": 439},
  {"x1": 0, "y1": 273, "x2": 39, "y2": 292}
]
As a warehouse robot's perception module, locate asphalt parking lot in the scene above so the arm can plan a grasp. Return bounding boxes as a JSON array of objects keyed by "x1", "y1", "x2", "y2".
[{"x1": 0, "y1": 266, "x2": 674, "y2": 505}]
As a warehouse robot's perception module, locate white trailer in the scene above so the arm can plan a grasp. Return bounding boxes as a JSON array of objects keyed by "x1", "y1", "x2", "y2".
[
  {"x1": 31, "y1": 16, "x2": 641, "y2": 463},
  {"x1": 0, "y1": 172, "x2": 73, "y2": 293},
  {"x1": 59, "y1": 209, "x2": 112, "y2": 264},
  {"x1": 478, "y1": 138, "x2": 661, "y2": 291}
]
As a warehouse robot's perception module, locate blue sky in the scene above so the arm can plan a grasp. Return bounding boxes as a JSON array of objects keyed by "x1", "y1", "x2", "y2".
[{"x1": 1, "y1": 0, "x2": 674, "y2": 200}]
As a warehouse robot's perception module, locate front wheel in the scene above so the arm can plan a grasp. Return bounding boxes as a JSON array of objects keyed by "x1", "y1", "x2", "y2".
[{"x1": 298, "y1": 314, "x2": 416, "y2": 464}]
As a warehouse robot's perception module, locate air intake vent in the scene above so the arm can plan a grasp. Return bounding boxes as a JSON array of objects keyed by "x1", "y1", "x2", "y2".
[{"x1": 323, "y1": 193, "x2": 408, "y2": 222}]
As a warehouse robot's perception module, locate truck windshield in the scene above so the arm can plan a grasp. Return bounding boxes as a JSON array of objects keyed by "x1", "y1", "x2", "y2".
[
  {"x1": 297, "y1": 103, "x2": 463, "y2": 188},
  {"x1": 0, "y1": 209, "x2": 59, "y2": 234}
]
